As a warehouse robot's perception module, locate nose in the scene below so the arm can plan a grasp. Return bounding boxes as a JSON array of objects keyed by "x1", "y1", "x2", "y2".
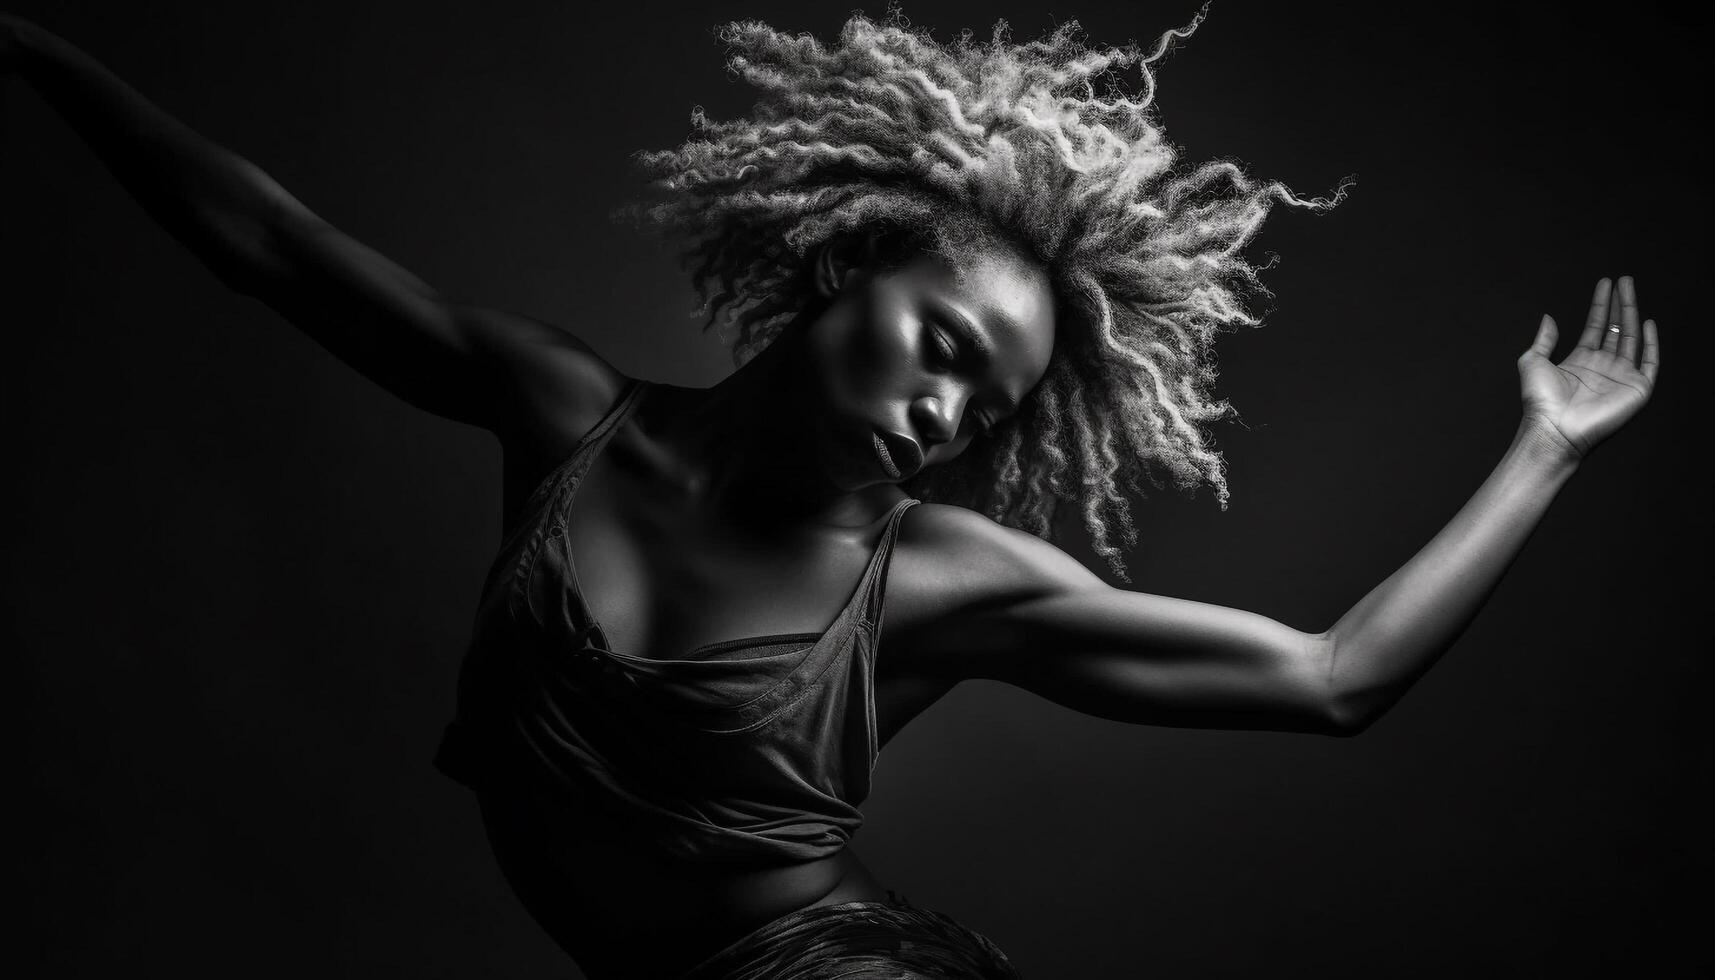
[{"x1": 910, "y1": 392, "x2": 964, "y2": 448}]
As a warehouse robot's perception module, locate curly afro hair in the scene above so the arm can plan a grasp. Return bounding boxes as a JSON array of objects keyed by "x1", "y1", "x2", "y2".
[{"x1": 617, "y1": 3, "x2": 1351, "y2": 578}]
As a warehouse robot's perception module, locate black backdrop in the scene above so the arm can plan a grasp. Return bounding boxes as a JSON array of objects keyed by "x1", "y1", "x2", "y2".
[{"x1": 5, "y1": 1, "x2": 1709, "y2": 976}]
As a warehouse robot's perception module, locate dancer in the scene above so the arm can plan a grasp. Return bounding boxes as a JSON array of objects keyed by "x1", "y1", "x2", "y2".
[{"x1": 2, "y1": 6, "x2": 1658, "y2": 978}]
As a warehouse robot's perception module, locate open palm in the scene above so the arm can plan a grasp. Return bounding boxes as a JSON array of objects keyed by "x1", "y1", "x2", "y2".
[{"x1": 1518, "y1": 276, "x2": 1659, "y2": 459}]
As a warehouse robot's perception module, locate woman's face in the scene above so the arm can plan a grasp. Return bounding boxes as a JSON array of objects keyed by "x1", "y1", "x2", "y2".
[{"x1": 801, "y1": 239, "x2": 1057, "y2": 491}]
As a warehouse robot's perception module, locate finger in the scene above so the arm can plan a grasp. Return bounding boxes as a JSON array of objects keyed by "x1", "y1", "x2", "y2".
[
  {"x1": 1641, "y1": 318, "x2": 1659, "y2": 383},
  {"x1": 1528, "y1": 313, "x2": 1558, "y2": 358},
  {"x1": 1601, "y1": 278, "x2": 1625, "y2": 352},
  {"x1": 1577, "y1": 277, "x2": 1613, "y2": 349},
  {"x1": 1616, "y1": 275, "x2": 1641, "y2": 361}
]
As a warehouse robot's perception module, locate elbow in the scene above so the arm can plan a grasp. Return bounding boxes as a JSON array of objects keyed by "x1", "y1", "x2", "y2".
[
  {"x1": 1298, "y1": 690, "x2": 1375, "y2": 737},
  {"x1": 1311, "y1": 632, "x2": 1386, "y2": 737},
  {"x1": 205, "y1": 187, "x2": 298, "y2": 299},
  {"x1": 1321, "y1": 696, "x2": 1383, "y2": 737},
  {"x1": 192, "y1": 210, "x2": 282, "y2": 299}
]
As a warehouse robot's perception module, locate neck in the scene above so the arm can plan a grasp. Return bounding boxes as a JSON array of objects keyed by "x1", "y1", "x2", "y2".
[{"x1": 643, "y1": 321, "x2": 895, "y2": 529}]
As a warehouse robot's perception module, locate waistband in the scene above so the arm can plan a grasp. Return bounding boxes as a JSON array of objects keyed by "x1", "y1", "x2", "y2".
[{"x1": 678, "y1": 893, "x2": 1022, "y2": 979}]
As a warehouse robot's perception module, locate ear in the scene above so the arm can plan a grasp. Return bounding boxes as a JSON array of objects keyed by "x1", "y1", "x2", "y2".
[{"x1": 812, "y1": 234, "x2": 875, "y2": 299}]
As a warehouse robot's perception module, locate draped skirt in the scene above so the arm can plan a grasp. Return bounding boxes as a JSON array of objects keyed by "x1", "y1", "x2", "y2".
[{"x1": 678, "y1": 892, "x2": 1022, "y2": 980}]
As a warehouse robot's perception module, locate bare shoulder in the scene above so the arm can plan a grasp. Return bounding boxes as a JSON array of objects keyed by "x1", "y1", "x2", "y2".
[
  {"x1": 455, "y1": 306, "x2": 629, "y2": 461},
  {"x1": 886, "y1": 502, "x2": 1104, "y2": 633}
]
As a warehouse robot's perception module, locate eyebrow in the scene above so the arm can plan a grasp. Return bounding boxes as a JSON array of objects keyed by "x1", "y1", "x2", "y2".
[
  {"x1": 935, "y1": 300, "x2": 994, "y2": 361},
  {"x1": 934, "y1": 300, "x2": 1025, "y2": 414}
]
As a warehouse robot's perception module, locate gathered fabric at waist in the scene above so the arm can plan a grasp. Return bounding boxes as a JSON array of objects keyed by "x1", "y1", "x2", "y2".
[{"x1": 679, "y1": 894, "x2": 1024, "y2": 980}]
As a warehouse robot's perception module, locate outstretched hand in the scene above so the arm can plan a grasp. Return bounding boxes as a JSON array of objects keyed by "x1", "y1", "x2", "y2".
[{"x1": 1518, "y1": 276, "x2": 1659, "y2": 459}]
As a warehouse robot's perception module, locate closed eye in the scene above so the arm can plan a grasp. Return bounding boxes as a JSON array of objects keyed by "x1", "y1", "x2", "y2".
[
  {"x1": 970, "y1": 407, "x2": 998, "y2": 438},
  {"x1": 925, "y1": 318, "x2": 1002, "y2": 437},
  {"x1": 929, "y1": 323, "x2": 959, "y2": 365}
]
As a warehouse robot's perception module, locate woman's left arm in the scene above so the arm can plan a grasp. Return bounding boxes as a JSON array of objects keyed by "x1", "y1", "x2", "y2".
[
  {"x1": 901, "y1": 277, "x2": 1658, "y2": 735},
  {"x1": 1320, "y1": 276, "x2": 1656, "y2": 729}
]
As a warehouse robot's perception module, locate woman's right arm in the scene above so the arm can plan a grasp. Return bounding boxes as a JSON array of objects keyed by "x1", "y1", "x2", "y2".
[
  {"x1": 893, "y1": 280, "x2": 1656, "y2": 737},
  {"x1": 3, "y1": 15, "x2": 621, "y2": 435}
]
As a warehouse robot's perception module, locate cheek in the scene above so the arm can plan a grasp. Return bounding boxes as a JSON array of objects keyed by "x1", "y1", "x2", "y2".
[{"x1": 811, "y1": 301, "x2": 917, "y2": 409}]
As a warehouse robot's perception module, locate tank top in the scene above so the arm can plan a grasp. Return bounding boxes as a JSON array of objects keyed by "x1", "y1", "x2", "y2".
[{"x1": 433, "y1": 379, "x2": 919, "y2": 866}]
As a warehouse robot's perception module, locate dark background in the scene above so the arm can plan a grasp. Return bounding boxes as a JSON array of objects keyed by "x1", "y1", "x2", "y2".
[{"x1": 5, "y1": 1, "x2": 1708, "y2": 976}]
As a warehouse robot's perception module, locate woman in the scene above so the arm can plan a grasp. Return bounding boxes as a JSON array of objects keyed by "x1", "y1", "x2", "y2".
[{"x1": 3, "y1": 5, "x2": 1664, "y2": 978}]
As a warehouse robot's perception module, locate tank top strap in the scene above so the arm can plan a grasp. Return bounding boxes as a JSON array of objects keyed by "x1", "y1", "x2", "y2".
[
  {"x1": 502, "y1": 378, "x2": 651, "y2": 547},
  {"x1": 574, "y1": 377, "x2": 650, "y2": 465},
  {"x1": 526, "y1": 377, "x2": 650, "y2": 505},
  {"x1": 855, "y1": 497, "x2": 919, "y2": 630}
]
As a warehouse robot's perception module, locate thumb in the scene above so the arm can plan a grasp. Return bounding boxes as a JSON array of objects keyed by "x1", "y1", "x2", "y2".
[{"x1": 1526, "y1": 314, "x2": 1558, "y2": 358}]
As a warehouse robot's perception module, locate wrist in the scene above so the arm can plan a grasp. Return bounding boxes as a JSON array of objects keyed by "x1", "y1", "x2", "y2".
[{"x1": 1515, "y1": 414, "x2": 1584, "y2": 473}]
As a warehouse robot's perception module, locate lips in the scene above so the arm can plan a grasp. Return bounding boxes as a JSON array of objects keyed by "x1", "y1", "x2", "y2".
[{"x1": 872, "y1": 429, "x2": 923, "y2": 481}]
